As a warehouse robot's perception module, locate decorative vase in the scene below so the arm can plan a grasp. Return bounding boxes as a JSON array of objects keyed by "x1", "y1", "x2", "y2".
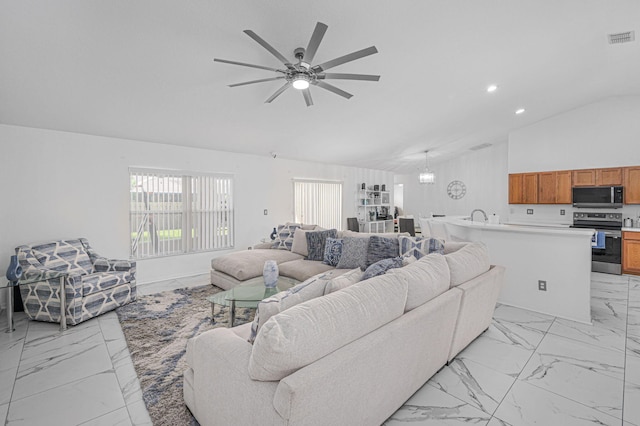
[
  {"x1": 361, "y1": 183, "x2": 366, "y2": 190},
  {"x1": 270, "y1": 227, "x2": 277, "y2": 241},
  {"x1": 263, "y1": 260, "x2": 279, "y2": 288},
  {"x1": 6, "y1": 255, "x2": 23, "y2": 283}
]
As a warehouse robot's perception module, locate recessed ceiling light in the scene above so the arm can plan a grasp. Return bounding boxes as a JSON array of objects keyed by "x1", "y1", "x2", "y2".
[
  {"x1": 487, "y1": 84, "x2": 498, "y2": 93},
  {"x1": 515, "y1": 108, "x2": 526, "y2": 115}
]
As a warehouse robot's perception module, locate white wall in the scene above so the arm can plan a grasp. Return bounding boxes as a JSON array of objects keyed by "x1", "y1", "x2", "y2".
[
  {"x1": 0, "y1": 124, "x2": 392, "y2": 309},
  {"x1": 394, "y1": 142, "x2": 509, "y2": 221},
  {"x1": 508, "y1": 96, "x2": 640, "y2": 224}
]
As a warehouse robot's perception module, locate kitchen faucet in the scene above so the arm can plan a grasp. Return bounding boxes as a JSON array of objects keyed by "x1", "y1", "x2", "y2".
[{"x1": 470, "y1": 209, "x2": 488, "y2": 223}]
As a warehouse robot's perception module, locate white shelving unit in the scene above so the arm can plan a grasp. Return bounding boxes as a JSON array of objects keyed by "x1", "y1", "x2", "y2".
[{"x1": 356, "y1": 188, "x2": 394, "y2": 233}]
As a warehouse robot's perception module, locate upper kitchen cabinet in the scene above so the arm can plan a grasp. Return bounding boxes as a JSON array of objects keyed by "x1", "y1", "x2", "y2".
[
  {"x1": 596, "y1": 167, "x2": 623, "y2": 186},
  {"x1": 572, "y1": 169, "x2": 596, "y2": 186},
  {"x1": 509, "y1": 174, "x2": 524, "y2": 204},
  {"x1": 624, "y1": 166, "x2": 640, "y2": 204},
  {"x1": 522, "y1": 173, "x2": 538, "y2": 204},
  {"x1": 537, "y1": 171, "x2": 572, "y2": 204},
  {"x1": 556, "y1": 170, "x2": 573, "y2": 204}
]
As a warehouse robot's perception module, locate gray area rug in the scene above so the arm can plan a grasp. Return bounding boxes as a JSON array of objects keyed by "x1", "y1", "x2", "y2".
[{"x1": 116, "y1": 285, "x2": 254, "y2": 426}]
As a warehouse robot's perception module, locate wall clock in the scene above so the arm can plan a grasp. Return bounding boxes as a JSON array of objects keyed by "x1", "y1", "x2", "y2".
[{"x1": 447, "y1": 180, "x2": 466, "y2": 199}]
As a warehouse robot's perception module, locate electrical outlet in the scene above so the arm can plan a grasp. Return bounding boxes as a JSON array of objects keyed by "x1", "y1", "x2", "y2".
[
  {"x1": 527, "y1": 209, "x2": 534, "y2": 215},
  {"x1": 263, "y1": 209, "x2": 268, "y2": 215},
  {"x1": 560, "y1": 209, "x2": 565, "y2": 215},
  {"x1": 538, "y1": 280, "x2": 547, "y2": 291}
]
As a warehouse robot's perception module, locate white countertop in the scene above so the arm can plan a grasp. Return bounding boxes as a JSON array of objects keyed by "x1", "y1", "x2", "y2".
[
  {"x1": 437, "y1": 217, "x2": 595, "y2": 237},
  {"x1": 623, "y1": 227, "x2": 640, "y2": 233}
]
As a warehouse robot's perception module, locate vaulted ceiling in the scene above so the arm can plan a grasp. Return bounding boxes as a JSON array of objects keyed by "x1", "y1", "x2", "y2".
[{"x1": 1, "y1": 1, "x2": 639, "y2": 172}]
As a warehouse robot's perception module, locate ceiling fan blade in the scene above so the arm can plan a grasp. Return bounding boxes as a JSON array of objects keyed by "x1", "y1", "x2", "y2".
[
  {"x1": 243, "y1": 30, "x2": 292, "y2": 68},
  {"x1": 229, "y1": 76, "x2": 285, "y2": 87},
  {"x1": 214, "y1": 58, "x2": 283, "y2": 73},
  {"x1": 304, "y1": 22, "x2": 328, "y2": 64},
  {"x1": 265, "y1": 83, "x2": 291, "y2": 103},
  {"x1": 318, "y1": 73, "x2": 380, "y2": 81},
  {"x1": 302, "y1": 88, "x2": 313, "y2": 107},
  {"x1": 314, "y1": 80, "x2": 353, "y2": 99},
  {"x1": 312, "y1": 46, "x2": 378, "y2": 72}
]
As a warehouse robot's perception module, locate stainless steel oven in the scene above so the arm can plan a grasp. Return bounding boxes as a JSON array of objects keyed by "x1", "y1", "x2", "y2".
[{"x1": 571, "y1": 212, "x2": 622, "y2": 275}]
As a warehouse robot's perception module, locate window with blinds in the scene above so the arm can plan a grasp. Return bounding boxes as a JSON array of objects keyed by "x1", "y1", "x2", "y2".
[
  {"x1": 129, "y1": 168, "x2": 234, "y2": 259},
  {"x1": 293, "y1": 180, "x2": 343, "y2": 230}
]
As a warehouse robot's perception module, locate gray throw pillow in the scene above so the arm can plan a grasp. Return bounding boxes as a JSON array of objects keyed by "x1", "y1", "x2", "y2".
[
  {"x1": 306, "y1": 229, "x2": 338, "y2": 261},
  {"x1": 336, "y1": 237, "x2": 370, "y2": 270},
  {"x1": 322, "y1": 237, "x2": 344, "y2": 266},
  {"x1": 361, "y1": 256, "x2": 403, "y2": 281},
  {"x1": 366, "y1": 235, "x2": 400, "y2": 267}
]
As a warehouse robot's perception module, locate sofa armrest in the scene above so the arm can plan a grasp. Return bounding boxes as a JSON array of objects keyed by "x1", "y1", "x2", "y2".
[
  {"x1": 252, "y1": 242, "x2": 274, "y2": 249},
  {"x1": 93, "y1": 257, "x2": 136, "y2": 274},
  {"x1": 186, "y1": 328, "x2": 284, "y2": 425}
]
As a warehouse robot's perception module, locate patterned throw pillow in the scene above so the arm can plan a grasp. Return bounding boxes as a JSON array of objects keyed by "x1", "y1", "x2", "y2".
[
  {"x1": 366, "y1": 235, "x2": 400, "y2": 267},
  {"x1": 272, "y1": 223, "x2": 301, "y2": 250},
  {"x1": 306, "y1": 229, "x2": 338, "y2": 261},
  {"x1": 361, "y1": 256, "x2": 403, "y2": 281},
  {"x1": 398, "y1": 236, "x2": 445, "y2": 259},
  {"x1": 335, "y1": 237, "x2": 370, "y2": 270},
  {"x1": 322, "y1": 238, "x2": 343, "y2": 266}
]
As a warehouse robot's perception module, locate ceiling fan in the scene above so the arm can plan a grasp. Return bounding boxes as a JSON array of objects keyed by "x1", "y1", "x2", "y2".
[{"x1": 214, "y1": 22, "x2": 380, "y2": 107}]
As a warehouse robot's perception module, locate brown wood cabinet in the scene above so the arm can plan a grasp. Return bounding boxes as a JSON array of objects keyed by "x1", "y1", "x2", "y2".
[
  {"x1": 623, "y1": 231, "x2": 640, "y2": 275},
  {"x1": 523, "y1": 173, "x2": 538, "y2": 204},
  {"x1": 572, "y1": 169, "x2": 596, "y2": 186},
  {"x1": 509, "y1": 174, "x2": 524, "y2": 204},
  {"x1": 624, "y1": 166, "x2": 640, "y2": 204},
  {"x1": 538, "y1": 172, "x2": 556, "y2": 204},
  {"x1": 596, "y1": 167, "x2": 622, "y2": 186},
  {"x1": 556, "y1": 170, "x2": 572, "y2": 204}
]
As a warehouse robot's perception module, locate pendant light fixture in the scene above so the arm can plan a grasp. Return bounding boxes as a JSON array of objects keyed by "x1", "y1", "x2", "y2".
[{"x1": 419, "y1": 150, "x2": 435, "y2": 184}]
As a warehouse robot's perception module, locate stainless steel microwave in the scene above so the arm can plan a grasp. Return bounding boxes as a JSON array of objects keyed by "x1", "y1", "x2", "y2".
[{"x1": 572, "y1": 186, "x2": 623, "y2": 208}]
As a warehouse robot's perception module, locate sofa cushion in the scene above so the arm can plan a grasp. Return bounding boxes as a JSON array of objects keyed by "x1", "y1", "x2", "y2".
[
  {"x1": 211, "y1": 249, "x2": 303, "y2": 281},
  {"x1": 444, "y1": 241, "x2": 469, "y2": 254},
  {"x1": 387, "y1": 253, "x2": 451, "y2": 311},
  {"x1": 272, "y1": 223, "x2": 301, "y2": 250},
  {"x1": 366, "y1": 235, "x2": 400, "y2": 267},
  {"x1": 248, "y1": 273, "x2": 333, "y2": 343},
  {"x1": 306, "y1": 229, "x2": 337, "y2": 261},
  {"x1": 30, "y1": 239, "x2": 93, "y2": 275},
  {"x1": 81, "y1": 271, "x2": 132, "y2": 296},
  {"x1": 398, "y1": 236, "x2": 445, "y2": 259},
  {"x1": 444, "y1": 242, "x2": 490, "y2": 287},
  {"x1": 324, "y1": 268, "x2": 363, "y2": 294},
  {"x1": 322, "y1": 238, "x2": 343, "y2": 266},
  {"x1": 335, "y1": 237, "x2": 369, "y2": 270},
  {"x1": 361, "y1": 257, "x2": 403, "y2": 281},
  {"x1": 291, "y1": 229, "x2": 310, "y2": 256},
  {"x1": 248, "y1": 273, "x2": 409, "y2": 381},
  {"x1": 341, "y1": 230, "x2": 409, "y2": 239},
  {"x1": 278, "y1": 259, "x2": 335, "y2": 282}
]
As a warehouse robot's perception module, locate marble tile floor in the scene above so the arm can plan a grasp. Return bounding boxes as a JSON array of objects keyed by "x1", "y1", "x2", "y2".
[{"x1": 1, "y1": 272, "x2": 639, "y2": 425}]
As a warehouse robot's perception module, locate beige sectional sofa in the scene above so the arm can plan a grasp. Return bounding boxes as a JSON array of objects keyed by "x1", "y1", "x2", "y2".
[
  {"x1": 210, "y1": 229, "x2": 407, "y2": 290},
  {"x1": 186, "y1": 241, "x2": 505, "y2": 426}
]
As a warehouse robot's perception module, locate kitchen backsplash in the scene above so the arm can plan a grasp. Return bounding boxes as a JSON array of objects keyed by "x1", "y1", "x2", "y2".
[{"x1": 508, "y1": 204, "x2": 640, "y2": 226}]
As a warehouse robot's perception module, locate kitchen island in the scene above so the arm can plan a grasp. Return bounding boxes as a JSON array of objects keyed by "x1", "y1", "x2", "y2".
[{"x1": 437, "y1": 217, "x2": 594, "y2": 324}]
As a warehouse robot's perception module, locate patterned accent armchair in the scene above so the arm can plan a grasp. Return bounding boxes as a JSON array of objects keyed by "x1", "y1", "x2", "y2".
[{"x1": 16, "y1": 238, "x2": 136, "y2": 326}]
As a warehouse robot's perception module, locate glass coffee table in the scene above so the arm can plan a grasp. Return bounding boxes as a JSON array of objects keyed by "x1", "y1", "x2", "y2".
[{"x1": 207, "y1": 276, "x2": 298, "y2": 327}]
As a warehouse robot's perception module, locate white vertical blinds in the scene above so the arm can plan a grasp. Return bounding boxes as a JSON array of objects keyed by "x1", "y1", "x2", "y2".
[
  {"x1": 129, "y1": 168, "x2": 234, "y2": 259},
  {"x1": 293, "y1": 180, "x2": 343, "y2": 230}
]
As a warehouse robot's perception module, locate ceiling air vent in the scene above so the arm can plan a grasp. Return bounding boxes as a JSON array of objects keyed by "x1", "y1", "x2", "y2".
[
  {"x1": 608, "y1": 31, "x2": 635, "y2": 44},
  {"x1": 469, "y1": 143, "x2": 492, "y2": 151}
]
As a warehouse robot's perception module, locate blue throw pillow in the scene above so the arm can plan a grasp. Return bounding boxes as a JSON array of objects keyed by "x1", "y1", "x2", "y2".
[
  {"x1": 366, "y1": 235, "x2": 400, "y2": 267},
  {"x1": 306, "y1": 229, "x2": 338, "y2": 261},
  {"x1": 361, "y1": 256, "x2": 403, "y2": 280},
  {"x1": 398, "y1": 236, "x2": 444, "y2": 259},
  {"x1": 323, "y1": 238, "x2": 344, "y2": 266},
  {"x1": 335, "y1": 237, "x2": 370, "y2": 270}
]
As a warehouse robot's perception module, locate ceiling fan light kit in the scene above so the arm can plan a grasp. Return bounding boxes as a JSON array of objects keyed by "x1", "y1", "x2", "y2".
[{"x1": 214, "y1": 22, "x2": 380, "y2": 106}]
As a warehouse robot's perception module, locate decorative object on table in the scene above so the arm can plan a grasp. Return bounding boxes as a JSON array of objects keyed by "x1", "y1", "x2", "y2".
[
  {"x1": 419, "y1": 150, "x2": 435, "y2": 184},
  {"x1": 6, "y1": 254, "x2": 23, "y2": 283},
  {"x1": 447, "y1": 180, "x2": 467, "y2": 199},
  {"x1": 270, "y1": 227, "x2": 277, "y2": 240},
  {"x1": 263, "y1": 260, "x2": 279, "y2": 288},
  {"x1": 116, "y1": 285, "x2": 253, "y2": 426}
]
